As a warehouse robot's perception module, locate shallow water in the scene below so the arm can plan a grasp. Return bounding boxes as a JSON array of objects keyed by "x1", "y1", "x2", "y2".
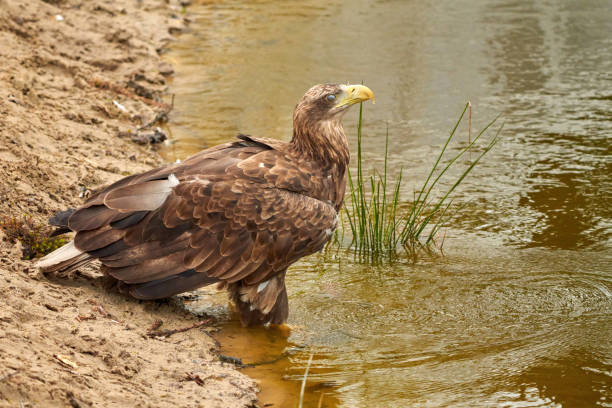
[{"x1": 162, "y1": 0, "x2": 612, "y2": 406}]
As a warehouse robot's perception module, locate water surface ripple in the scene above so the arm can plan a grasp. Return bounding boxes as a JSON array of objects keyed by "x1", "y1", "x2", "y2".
[{"x1": 165, "y1": 0, "x2": 612, "y2": 406}]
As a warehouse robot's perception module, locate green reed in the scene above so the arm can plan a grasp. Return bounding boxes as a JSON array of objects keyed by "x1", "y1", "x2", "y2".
[{"x1": 342, "y1": 102, "x2": 502, "y2": 262}]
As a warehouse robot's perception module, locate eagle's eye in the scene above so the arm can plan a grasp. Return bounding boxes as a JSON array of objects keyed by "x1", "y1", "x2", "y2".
[{"x1": 326, "y1": 94, "x2": 336, "y2": 102}]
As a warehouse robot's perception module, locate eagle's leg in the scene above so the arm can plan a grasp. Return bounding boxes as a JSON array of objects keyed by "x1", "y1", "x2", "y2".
[{"x1": 228, "y1": 272, "x2": 288, "y2": 327}]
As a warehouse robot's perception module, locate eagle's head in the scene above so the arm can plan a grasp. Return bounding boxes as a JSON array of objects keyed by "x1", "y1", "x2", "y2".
[
  {"x1": 294, "y1": 83, "x2": 375, "y2": 122},
  {"x1": 292, "y1": 83, "x2": 374, "y2": 164}
]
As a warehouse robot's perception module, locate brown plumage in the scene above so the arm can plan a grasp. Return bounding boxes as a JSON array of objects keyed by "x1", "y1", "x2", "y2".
[{"x1": 36, "y1": 83, "x2": 374, "y2": 326}]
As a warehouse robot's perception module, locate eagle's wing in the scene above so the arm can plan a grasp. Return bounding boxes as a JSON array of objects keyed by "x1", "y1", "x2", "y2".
[
  {"x1": 97, "y1": 175, "x2": 338, "y2": 289},
  {"x1": 40, "y1": 139, "x2": 337, "y2": 325}
]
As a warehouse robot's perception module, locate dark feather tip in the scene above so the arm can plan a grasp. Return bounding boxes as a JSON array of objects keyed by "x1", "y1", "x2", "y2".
[
  {"x1": 49, "y1": 226, "x2": 72, "y2": 237},
  {"x1": 48, "y1": 208, "x2": 76, "y2": 227}
]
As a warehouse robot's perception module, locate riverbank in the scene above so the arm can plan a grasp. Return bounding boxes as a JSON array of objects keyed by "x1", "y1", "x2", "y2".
[{"x1": 0, "y1": 0, "x2": 257, "y2": 406}]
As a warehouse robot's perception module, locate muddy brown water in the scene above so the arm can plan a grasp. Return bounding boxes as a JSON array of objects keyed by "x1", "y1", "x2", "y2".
[{"x1": 160, "y1": 1, "x2": 611, "y2": 406}]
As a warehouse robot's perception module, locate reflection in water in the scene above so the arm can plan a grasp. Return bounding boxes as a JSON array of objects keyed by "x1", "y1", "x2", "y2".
[
  {"x1": 481, "y1": 1, "x2": 612, "y2": 250},
  {"x1": 181, "y1": 288, "x2": 341, "y2": 408},
  {"x1": 216, "y1": 322, "x2": 341, "y2": 408},
  {"x1": 163, "y1": 0, "x2": 612, "y2": 406},
  {"x1": 506, "y1": 349, "x2": 612, "y2": 407}
]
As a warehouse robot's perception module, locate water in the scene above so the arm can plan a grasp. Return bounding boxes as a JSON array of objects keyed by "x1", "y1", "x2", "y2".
[{"x1": 162, "y1": 0, "x2": 612, "y2": 406}]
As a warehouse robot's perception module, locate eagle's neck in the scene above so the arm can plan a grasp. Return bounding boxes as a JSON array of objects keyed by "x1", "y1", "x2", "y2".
[{"x1": 290, "y1": 117, "x2": 350, "y2": 170}]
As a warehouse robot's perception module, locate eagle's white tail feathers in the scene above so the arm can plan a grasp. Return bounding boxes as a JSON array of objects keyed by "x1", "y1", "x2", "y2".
[{"x1": 35, "y1": 241, "x2": 84, "y2": 269}]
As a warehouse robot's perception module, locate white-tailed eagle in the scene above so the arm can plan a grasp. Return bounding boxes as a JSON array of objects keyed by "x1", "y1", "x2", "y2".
[{"x1": 36, "y1": 84, "x2": 375, "y2": 326}]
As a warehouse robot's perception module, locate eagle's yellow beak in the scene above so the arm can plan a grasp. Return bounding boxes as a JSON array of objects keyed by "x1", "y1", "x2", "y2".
[{"x1": 335, "y1": 84, "x2": 375, "y2": 108}]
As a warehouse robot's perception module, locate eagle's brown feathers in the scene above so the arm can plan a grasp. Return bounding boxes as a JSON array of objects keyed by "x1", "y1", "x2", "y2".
[{"x1": 37, "y1": 83, "x2": 374, "y2": 326}]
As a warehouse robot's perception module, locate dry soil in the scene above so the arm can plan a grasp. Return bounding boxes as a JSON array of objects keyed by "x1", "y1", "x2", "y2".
[{"x1": 0, "y1": 0, "x2": 257, "y2": 406}]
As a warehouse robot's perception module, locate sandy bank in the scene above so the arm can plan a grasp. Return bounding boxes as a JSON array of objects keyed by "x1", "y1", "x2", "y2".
[{"x1": 0, "y1": 0, "x2": 257, "y2": 406}]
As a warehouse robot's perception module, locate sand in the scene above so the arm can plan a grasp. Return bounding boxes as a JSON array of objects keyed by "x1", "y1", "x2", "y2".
[{"x1": 0, "y1": 0, "x2": 257, "y2": 406}]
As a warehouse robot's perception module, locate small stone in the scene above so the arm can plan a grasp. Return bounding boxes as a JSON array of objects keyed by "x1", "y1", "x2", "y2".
[
  {"x1": 159, "y1": 61, "x2": 174, "y2": 77},
  {"x1": 126, "y1": 80, "x2": 155, "y2": 99},
  {"x1": 106, "y1": 29, "x2": 132, "y2": 44},
  {"x1": 131, "y1": 128, "x2": 167, "y2": 145},
  {"x1": 168, "y1": 19, "x2": 185, "y2": 34}
]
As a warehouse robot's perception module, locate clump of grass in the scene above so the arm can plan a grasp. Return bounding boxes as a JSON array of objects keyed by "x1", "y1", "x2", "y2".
[
  {"x1": 343, "y1": 102, "x2": 502, "y2": 262},
  {"x1": 0, "y1": 215, "x2": 66, "y2": 260}
]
